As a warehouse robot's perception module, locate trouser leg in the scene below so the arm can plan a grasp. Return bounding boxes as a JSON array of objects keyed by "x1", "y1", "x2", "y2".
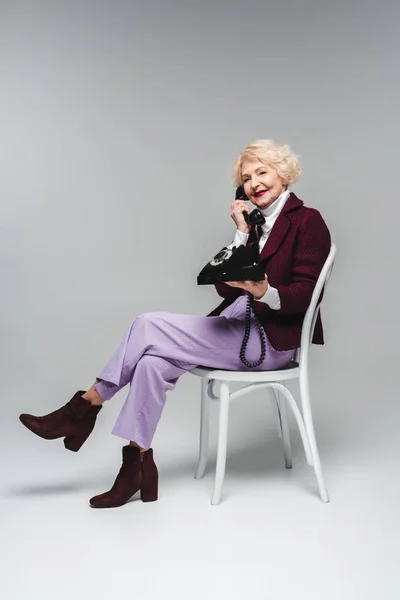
[
  {"x1": 111, "y1": 355, "x2": 194, "y2": 449},
  {"x1": 93, "y1": 307, "x2": 254, "y2": 402},
  {"x1": 94, "y1": 300, "x2": 295, "y2": 447},
  {"x1": 95, "y1": 302, "x2": 293, "y2": 402}
]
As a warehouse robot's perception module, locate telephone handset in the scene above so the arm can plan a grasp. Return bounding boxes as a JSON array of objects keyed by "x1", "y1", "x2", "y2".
[{"x1": 235, "y1": 186, "x2": 266, "y2": 227}]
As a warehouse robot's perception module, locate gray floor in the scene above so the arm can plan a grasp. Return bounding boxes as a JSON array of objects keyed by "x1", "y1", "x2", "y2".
[{"x1": 2, "y1": 365, "x2": 399, "y2": 600}]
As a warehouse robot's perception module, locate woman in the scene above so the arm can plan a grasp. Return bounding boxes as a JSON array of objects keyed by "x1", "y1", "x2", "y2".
[{"x1": 19, "y1": 139, "x2": 331, "y2": 509}]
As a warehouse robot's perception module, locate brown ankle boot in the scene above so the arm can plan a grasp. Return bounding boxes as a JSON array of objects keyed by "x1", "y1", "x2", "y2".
[
  {"x1": 89, "y1": 445, "x2": 158, "y2": 508},
  {"x1": 19, "y1": 391, "x2": 102, "y2": 452}
]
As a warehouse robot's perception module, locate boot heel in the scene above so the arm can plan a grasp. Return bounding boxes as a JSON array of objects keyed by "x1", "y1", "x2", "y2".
[
  {"x1": 140, "y1": 477, "x2": 158, "y2": 502},
  {"x1": 64, "y1": 429, "x2": 91, "y2": 452}
]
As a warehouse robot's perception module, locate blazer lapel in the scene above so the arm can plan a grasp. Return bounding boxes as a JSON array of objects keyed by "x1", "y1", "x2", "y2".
[{"x1": 258, "y1": 193, "x2": 303, "y2": 263}]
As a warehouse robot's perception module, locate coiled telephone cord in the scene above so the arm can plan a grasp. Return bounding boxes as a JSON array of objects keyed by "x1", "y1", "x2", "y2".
[{"x1": 239, "y1": 292, "x2": 267, "y2": 368}]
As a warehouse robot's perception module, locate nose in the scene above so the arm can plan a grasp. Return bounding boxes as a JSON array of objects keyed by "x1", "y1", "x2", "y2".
[{"x1": 251, "y1": 174, "x2": 259, "y2": 190}]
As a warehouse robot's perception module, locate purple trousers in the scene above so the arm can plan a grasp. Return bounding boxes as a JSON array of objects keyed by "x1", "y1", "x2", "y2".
[{"x1": 95, "y1": 295, "x2": 295, "y2": 449}]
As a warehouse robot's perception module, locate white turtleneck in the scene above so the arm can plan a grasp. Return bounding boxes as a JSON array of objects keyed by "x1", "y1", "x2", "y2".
[{"x1": 228, "y1": 189, "x2": 291, "y2": 309}]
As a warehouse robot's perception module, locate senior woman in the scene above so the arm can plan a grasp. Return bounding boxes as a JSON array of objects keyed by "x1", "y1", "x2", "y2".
[{"x1": 19, "y1": 139, "x2": 331, "y2": 509}]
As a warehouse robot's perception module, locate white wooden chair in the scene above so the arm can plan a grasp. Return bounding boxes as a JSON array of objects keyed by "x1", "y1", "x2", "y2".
[{"x1": 189, "y1": 243, "x2": 337, "y2": 505}]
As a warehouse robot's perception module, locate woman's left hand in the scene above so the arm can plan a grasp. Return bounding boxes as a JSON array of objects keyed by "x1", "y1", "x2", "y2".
[{"x1": 225, "y1": 275, "x2": 269, "y2": 299}]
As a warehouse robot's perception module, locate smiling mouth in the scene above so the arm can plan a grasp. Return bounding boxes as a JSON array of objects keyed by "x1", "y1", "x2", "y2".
[{"x1": 254, "y1": 190, "x2": 268, "y2": 197}]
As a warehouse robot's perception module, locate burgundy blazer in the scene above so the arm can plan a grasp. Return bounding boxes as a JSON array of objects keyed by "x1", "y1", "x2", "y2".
[{"x1": 207, "y1": 193, "x2": 332, "y2": 351}]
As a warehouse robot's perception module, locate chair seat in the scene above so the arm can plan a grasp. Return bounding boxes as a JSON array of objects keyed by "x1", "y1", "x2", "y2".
[{"x1": 189, "y1": 361, "x2": 300, "y2": 383}]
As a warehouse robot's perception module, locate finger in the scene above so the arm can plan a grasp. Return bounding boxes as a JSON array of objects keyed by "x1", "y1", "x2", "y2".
[{"x1": 232, "y1": 201, "x2": 249, "y2": 212}]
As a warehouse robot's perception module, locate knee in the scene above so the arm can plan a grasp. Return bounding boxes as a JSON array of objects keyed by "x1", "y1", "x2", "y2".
[
  {"x1": 131, "y1": 312, "x2": 153, "y2": 332},
  {"x1": 134, "y1": 311, "x2": 169, "y2": 332},
  {"x1": 135, "y1": 312, "x2": 158, "y2": 325}
]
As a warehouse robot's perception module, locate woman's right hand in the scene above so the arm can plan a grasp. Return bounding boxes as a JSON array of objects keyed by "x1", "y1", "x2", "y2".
[{"x1": 231, "y1": 200, "x2": 251, "y2": 234}]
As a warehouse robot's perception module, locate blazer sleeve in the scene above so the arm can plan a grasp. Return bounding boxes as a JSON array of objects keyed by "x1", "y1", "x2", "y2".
[{"x1": 274, "y1": 209, "x2": 331, "y2": 314}]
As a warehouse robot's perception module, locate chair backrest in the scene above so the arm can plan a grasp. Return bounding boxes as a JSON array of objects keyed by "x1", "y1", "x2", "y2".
[{"x1": 293, "y1": 243, "x2": 337, "y2": 366}]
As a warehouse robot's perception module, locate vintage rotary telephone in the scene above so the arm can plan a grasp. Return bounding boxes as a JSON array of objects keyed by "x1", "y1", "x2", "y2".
[{"x1": 197, "y1": 186, "x2": 268, "y2": 368}]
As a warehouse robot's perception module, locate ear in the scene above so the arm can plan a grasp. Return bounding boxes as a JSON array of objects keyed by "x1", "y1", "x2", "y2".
[{"x1": 235, "y1": 186, "x2": 249, "y2": 200}]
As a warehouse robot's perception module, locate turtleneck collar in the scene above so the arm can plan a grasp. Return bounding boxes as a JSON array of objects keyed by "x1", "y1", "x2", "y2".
[{"x1": 259, "y1": 189, "x2": 290, "y2": 235}]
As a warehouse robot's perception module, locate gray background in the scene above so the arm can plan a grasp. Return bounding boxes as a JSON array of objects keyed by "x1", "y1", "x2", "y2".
[
  {"x1": 2, "y1": 0, "x2": 398, "y2": 419},
  {"x1": 1, "y1": 1, "x2": 399, "y2": 598}
]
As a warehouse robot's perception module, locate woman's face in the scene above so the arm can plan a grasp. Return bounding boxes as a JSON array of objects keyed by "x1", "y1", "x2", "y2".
[{"x1": 241, "y1": 160, "x2": 287, "y2": 209}]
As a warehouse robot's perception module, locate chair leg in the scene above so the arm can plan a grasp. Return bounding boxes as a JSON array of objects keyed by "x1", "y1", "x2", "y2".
[
  {"x1": 272, "y1": 383, "x2": 313, "y2": 466},
  {"x1": 194, "y1": 377, "x2": 211, "y2": 480},
  {"x1": 275, "y1": 391, "x2": 292, "y2": 470},
  {"x1": 272, "y1": 392, "x2": 283, "y2": 439},
  {"x1": 211, "y1": 381, "x2": 230, "y2": 505},
  {"x1": 299, "y1": 373, "x2": 329, "y2": 503}
]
